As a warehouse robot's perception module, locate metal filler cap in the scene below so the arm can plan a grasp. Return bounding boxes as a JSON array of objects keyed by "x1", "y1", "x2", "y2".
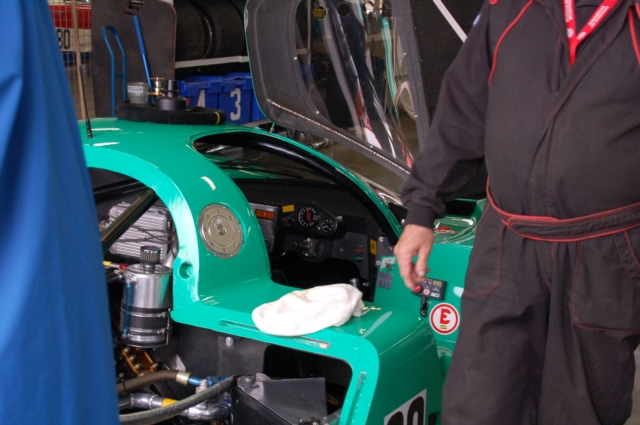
[
  {"x1": 140, "y1": 245, "x2": 162, "y2": 265},
  {"x1": 199, "y1": 204, "x2": 244, "y2": 258}
]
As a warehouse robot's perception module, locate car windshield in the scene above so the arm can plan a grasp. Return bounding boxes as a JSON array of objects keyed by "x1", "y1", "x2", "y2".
[{"x1": 294, "y1": 0, "x2": 419, "y2": 169}]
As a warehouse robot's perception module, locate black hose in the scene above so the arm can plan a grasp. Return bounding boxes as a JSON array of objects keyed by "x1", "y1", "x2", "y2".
[
  {"x1": 119, "y1": 376, "x2": 234, "y2": 425},
  {"x1": 117, "y1": 370, "x2": 180, "y2": 395}
]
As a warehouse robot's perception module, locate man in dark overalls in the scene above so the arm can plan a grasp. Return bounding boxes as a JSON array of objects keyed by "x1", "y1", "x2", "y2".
[{"x1": 395, "y1": 0, "x2": 640, "y2": 422}]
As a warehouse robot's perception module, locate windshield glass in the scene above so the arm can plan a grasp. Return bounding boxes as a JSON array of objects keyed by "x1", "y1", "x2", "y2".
[
  {"x1": 197, "y1": 144, "x2": 336, "y2": 184},
  {"x1": 294, "y1": 0, "x2": 418, "y2": 168}
]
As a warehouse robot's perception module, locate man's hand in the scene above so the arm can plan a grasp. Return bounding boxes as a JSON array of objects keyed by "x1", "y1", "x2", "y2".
[{"x1": 393, "y1": 224, "x2": 435, "y2": 290}]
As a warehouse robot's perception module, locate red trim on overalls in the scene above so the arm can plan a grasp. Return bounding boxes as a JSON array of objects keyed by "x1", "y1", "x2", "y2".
[
  {"x1": 486, "y1": 180, "x2": 640, "y2": 242},
  {"x1": 488, "y1": 0, "x2": 535, "y2": 85},
  {"x1": 629, "y1": 5, "x2": 640, "y2": 66}
]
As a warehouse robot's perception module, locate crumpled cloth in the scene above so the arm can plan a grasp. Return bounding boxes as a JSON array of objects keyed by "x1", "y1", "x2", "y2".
[{"x1": 252, "y1": 284, "x2": 365, "y2": 336}]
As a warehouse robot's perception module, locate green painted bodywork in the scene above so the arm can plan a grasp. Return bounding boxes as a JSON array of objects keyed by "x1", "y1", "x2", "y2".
[
  {"x1": 82, "y1": 118, "x2": 480, "y2": 424},
  {"x1": 376, "y1": 200, "x2": 484, "y2": 374}
]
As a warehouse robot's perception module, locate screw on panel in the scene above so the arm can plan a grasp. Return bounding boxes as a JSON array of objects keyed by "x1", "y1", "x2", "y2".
[
  {"x1": 378, "y1": 237, "x2": 384, "y2": 242},
  {"x1": 225, "y1": 337, "x2": 234, "y2": 347},
  {"x1": 375, "y1": 260, "x2": 381, "y2": 266}
]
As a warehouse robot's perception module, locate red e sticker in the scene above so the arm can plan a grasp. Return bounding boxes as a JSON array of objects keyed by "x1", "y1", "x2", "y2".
[{"x1": 430, "y1": 303, "x2": 460, "y2": 335}]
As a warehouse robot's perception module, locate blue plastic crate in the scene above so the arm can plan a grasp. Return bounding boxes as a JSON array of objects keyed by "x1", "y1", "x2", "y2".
[
  {"x1": 224, "y1": 72, "x2": 267, "y2": 122},
  {"x1": 178, "y1": 76, "x2": 222, "y2": 108},
  {"x1": 250, "y1": 91, "x2": 267, "y2": 122},
  {"x1": 219, "y1": 73, "x2": 253, "y2": 124}
]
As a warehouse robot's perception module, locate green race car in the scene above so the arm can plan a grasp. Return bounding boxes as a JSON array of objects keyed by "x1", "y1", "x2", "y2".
[{"x1": 88, "y1": 0, "x2": 483, "y2": 423}]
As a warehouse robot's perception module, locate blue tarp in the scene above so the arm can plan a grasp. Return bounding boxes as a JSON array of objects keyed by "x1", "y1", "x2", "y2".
[{"x1": 0, "y1": 1, "x2": 118, "y2": 423}]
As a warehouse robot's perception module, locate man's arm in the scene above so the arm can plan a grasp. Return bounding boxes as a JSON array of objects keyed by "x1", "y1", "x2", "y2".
[{"x1": 396, "y1": 2, "x2": 492, "y2": 288}]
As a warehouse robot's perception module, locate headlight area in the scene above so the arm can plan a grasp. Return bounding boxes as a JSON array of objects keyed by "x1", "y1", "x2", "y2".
[{"x1": 92, "y1": 168, "x2": 352, "y2": 425}]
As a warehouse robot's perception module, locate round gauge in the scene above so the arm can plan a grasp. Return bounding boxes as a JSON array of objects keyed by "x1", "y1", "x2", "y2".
[
  {"x1": 320, "y1": 218, "x2": 336, "y2": 233},
  {"x1": 297, "y1": 204, "x2": 319, "y2": 228},
  {"x1": 282, "y1": 213, "x2": 296, "y2": 228}
]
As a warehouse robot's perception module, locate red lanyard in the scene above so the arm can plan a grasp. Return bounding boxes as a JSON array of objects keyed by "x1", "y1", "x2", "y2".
[{"x1": 564, "y1": 0, "x2": 619, "y2": 64}]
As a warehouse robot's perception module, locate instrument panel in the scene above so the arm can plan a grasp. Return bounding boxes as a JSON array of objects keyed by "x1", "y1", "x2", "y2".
[
  {"x1": 250, "y1": 201, "x2": 344, "y2": 254},
  {"x1": 281, "y1": 203, "x2": 340, "y2": 236}
]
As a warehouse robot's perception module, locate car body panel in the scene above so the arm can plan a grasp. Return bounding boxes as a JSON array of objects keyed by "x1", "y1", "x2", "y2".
[{"x1": 83, "y1": 117, "x2": 453, "y2": 423}]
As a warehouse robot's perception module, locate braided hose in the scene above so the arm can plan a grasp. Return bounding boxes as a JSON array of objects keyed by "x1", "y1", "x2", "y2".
[
  {"x1": 119, "y1": 376, "x2": 234, "y2": 425},
  {"x1": 117, "y1": 370, "x2": 181, "y2": 395}
]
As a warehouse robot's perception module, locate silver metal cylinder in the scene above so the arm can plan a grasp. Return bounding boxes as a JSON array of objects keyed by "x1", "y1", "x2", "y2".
[
  {"x1": 119, "y1": 263, "x2": 172, "y2": 347},
  {"x1": 129, "y1": 393, "x2": 165, "y2": 410},
  {"x1": 127, "y1": 393, "x2": 230, "y2": 421},
  {"x1": 125, "y1": 263, "x2": 172, "y2": 309}
]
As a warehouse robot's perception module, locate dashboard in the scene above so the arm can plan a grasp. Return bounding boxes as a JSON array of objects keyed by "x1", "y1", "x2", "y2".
[
  {"x1": 249, "y1": 201, "x2": 346, "y2": 256},
  {"x1": 237, "y1": 179, "x2": 387, "y2": 300},
  {"x1": 281, "y1": 203, "x2": 340, "y2": 236}
]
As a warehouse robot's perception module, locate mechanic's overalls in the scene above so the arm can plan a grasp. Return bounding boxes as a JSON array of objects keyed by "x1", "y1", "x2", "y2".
[
  {"x1": 442, "y1": 186, "x2": 640, "y2": 424},
  {"x1": 437, "y1": 0, "x2": 640, "y2": 424}
]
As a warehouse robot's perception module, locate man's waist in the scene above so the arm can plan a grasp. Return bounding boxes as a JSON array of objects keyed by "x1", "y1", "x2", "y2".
[{"x1": 487, "y1": 184, "x2": 640, "y2": 242}]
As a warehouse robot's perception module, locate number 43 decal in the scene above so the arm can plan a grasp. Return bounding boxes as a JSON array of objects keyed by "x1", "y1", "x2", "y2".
[{"x1": 384, "y1": 390, "x2": 427, "y2": 425}]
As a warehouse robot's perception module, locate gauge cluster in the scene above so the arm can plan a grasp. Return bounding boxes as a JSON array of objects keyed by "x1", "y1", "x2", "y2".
[
  {"x1": 281, "y1": 203, "x2": 340, "y2": 236},
  {"x1": 251, "y1": 202, "x2": 343, "y2": 255}
]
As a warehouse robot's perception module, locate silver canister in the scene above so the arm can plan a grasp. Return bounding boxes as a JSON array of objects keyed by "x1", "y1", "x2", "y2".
[
  {"x1": 120, "y1": 262, "x2": 172, "y2": 347},
  {"x1": 127, "y1": 82, "x2": 149, "y2": 104}
]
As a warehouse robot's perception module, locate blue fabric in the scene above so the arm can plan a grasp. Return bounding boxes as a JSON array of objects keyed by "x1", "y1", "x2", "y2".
[{"x1": 0, "y1": 1, "x2": 118, "y2": 423}]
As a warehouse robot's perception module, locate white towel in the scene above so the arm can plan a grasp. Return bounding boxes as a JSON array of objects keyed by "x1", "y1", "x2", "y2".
[{"x1": 252, "y1": 284, "x2": 365, "y2": 336}]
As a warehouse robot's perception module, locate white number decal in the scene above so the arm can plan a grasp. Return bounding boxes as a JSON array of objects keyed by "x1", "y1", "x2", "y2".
[
  {"x1": 230, "y1": 88, "x2": 241, "y2": 120},
  {"x1": 197, "y1": 89, "x2": 206, "y2": 107},
  {"x1": 384, "y1": 390, "x2": 427, "y2": 425}
]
